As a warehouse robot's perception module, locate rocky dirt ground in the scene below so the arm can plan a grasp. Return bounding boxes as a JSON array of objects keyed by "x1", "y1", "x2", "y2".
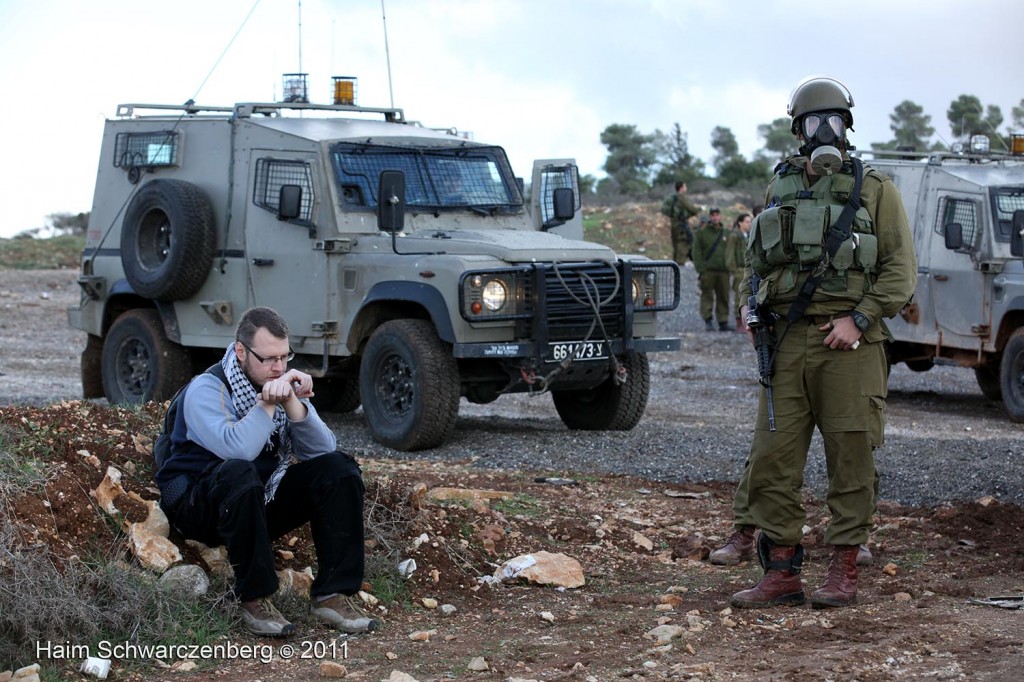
[{"x1": 1, "y1": 208, "x2": 1023, "y2": 681}]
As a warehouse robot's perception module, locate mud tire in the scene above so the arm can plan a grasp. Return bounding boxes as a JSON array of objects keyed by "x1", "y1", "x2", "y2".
[
  {"x1": 101, "y1": 309, "x2": 192, "y2": 404},
  {"x1": 1000, "y1": 329, "x2": 1024, "y2": 422},
  {"x1": 359, "y1": 319, "x2": 460, "y2": 451},
  {"x1": 552, "y1": 351, "x2": 650, "y2": 431}
]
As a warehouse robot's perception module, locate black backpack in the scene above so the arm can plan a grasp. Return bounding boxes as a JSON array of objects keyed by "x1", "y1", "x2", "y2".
[{"x1": 153, "y1": 363, "x2": 230, "y2": 470}]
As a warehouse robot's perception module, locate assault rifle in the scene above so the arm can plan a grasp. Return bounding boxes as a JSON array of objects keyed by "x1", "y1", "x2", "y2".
[{"x1": 746, "y1": 275, "x2": 778, "y2": 431}]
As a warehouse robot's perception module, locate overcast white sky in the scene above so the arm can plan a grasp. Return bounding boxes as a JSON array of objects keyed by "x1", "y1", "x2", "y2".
[{"x1": 0, "y1": 0, "x2": 1021, "y2": 237}]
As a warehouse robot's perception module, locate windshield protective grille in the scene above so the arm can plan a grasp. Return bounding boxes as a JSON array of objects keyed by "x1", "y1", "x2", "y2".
[
  {"x1": 331, "y1": 142, "x2": 522, "y2": 211},
  {"x1": 991, "y1": 186, "x2": 1024, "y2": 241}
]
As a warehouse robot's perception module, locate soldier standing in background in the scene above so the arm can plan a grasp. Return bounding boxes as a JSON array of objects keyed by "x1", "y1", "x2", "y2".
[
  {"x1": 729, "y1": 76, "x2": 916, "y2": 609},
  {"x1": 727, "y1": 213, "x2": 752, "y2": 332},
  {"x1": 661, "y1": 181, "x2": 700, "y2": 266},
  {"x1": 692, "y1": 208, "x2": 733, "y2": 332}
]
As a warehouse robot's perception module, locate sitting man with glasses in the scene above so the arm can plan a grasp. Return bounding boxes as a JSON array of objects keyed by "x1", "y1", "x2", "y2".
[{"x1": 156, "y1": 306, "x2": 378, "y2": 636}]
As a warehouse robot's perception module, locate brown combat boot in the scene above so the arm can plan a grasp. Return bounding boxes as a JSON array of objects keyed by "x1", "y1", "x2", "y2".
[
  {"x1": 730, "y1": 536, "x2": 805, "y2": 608},
  {"x1": 811, "y1": 545, "x2": 859, "y2": 609},
  {"x1": 709, "y1": 525, "x2": 756, "y2": 565}
]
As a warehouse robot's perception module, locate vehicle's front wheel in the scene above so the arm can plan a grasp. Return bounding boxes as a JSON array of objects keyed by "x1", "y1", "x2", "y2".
[
  {"x1": 552, "y1": 351, "x2": 650, "y2": 431},
  {"x1": 1000, "y1": 329, "x2": 1024, "y2": 422},
  {"x1": 975, "y1": 363, "x2": 1002, "y2": 402},
  {"x1": 359, "y1": 319, "x2": 460, "y2": 451},
  {"x1": 101, "y1": 309, "x2": 192, "y2": 404}
]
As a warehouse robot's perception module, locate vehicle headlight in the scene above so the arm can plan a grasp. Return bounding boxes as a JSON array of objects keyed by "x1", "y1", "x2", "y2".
[
  {"x1": 482, "y1": 279, "x2": 508, "y2": 311},
  {"x1": 461, "y1": 270, "x2": 526, "y2": 320},
  {"x1": 632, "y1": 270, "x2": 657, "y2": 308}
]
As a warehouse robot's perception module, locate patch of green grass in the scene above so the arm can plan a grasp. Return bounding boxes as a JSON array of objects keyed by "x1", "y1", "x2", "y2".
[
  {"x1": 0, "y1": 234, "x2": 84, "y2": 269},
  {"x1": 0, "y1": 532, "x2": 235, "y2": 672},
  {"x1": 898, "y1": 551, "x2": 932, "y2": 569},
  {"x1": 492, "y1": 494, "x2": 544, "y2": 518},
  {"x1": 364, "y1": 554, "x2": 412, "y2": 607},
  {"x1": 0, "y1": 431, "x2": 49, "y2": 493}
]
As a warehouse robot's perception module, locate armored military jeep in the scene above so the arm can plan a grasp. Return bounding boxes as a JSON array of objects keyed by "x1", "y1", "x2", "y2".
[
  {"x1": 68, "y1": 90, "x2": 681, "y2": 450},
  {"x1": 854, "y1": 141, "x2": 1024, "y2": 420}
]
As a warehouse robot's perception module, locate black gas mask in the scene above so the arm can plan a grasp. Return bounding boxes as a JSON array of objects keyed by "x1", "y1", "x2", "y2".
[{"x1": 798, "y1": 111, "x2": 846, "y2": 175}]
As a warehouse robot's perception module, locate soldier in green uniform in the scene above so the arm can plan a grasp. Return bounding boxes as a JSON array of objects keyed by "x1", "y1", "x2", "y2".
[
  {"x1": 729, "y1": 76, "x2": 916, "y2": 609},
  {"x1": 692, "y1": 208, "x2": 733, "y2": 331},
  {"x1": 726, "y1": 213, "x2": 752, "y2": 332},
  {"x1": 661, "y1": 181, "x2": 700, "y2": 265}
]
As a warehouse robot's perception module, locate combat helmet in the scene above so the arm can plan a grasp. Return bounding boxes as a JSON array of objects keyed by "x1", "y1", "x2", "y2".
[{"x1": 787, "y1": 76, "x2": 854, "y2": 134}]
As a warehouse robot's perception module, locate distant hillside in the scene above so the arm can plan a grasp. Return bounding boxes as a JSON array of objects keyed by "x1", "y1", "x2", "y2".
[{"x1": 0, "y1": 235, "x2": 84, "y2": 270}]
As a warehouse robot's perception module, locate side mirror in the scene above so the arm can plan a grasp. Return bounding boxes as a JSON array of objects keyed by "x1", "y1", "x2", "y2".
[
  {"x1": 1012, "y1": 210, "x2": 1024, "y2": 258},
  {"x1": 944, "y1": 222, "x2": 963, "y2": 250},
  {"x1": 277, "y1": 184, "x2": 302, "y2": 221},
  {"x1": 542, "y1": 187, "x2": 576, "y2": 231},
  {"x1": 378, "y1": 170, "x2": 406, "y2": 233},
  {"x1": 552, "y1": 187, "x2": 575, "y2": 220}
]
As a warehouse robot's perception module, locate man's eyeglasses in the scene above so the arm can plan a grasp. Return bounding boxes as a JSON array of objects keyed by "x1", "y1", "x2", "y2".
[{"x1": 243, "y1": 343, "x2": 295, "y2": 365}]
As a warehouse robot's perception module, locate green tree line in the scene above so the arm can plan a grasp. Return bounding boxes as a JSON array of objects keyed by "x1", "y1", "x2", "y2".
[{"x1": 589, "y1": 93, "x2": 1024, "y2": 200}]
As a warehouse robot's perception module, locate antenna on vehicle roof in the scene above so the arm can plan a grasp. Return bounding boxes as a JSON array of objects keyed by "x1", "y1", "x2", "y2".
[{"x1": 381, "y1": 0, "x2": 395, "y2": 108}]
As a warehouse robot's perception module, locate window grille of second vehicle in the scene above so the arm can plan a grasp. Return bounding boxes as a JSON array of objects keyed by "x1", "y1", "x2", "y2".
[
  {"x1": 991, "y1": 187, "x2": 1024, "y2": 241},
  {"x1": 253, "y1": 159, "x2": 314, "y2": 224},
  {"x1": 538, "y1": 164, "x2": 581, "y2": 226}
]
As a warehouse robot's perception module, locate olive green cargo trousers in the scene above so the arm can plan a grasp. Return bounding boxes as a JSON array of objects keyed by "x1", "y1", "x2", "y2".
[{"x1": 744, "y1": 318, "x2": 887, "y2": 546}]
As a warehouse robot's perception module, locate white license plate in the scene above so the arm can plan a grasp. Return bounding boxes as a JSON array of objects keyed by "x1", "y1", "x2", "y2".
[{"x1": 548, "y1": 340, "x2": 608, "y2": 362}]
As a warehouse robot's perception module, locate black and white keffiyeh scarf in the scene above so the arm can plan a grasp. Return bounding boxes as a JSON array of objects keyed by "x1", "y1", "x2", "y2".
[{"x1": 221, "y1": 344, "x2": 293, "y2": 504}]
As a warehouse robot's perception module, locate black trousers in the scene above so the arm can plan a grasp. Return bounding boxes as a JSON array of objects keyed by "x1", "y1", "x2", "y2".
[{"x1": 164, "y1": 451, "x2": 365, "y2": 601}]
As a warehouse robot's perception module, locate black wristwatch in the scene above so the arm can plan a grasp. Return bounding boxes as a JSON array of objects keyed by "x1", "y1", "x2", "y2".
[{"x1": 850, "y1": 310, "x2": 870, "y2": 332}]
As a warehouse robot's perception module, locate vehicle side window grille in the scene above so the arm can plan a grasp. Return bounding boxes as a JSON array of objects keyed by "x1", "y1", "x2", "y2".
[
  {"x1": 936, "y1": 197, "x2": 978, "y2": 249},
  {"x1": 113, "y1": 131, "x2": 179, "y2": 169},
  {"x1": 254, "y1": 158, "x2": 314, "y2": 223}
]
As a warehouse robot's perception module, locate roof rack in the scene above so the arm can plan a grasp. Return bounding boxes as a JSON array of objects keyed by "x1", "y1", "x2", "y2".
[{"x1": 115, "y1": 101, "x2": 406, "y2": 123}]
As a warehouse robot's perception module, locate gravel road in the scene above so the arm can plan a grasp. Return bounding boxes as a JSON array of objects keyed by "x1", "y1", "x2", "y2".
[{"x1": 3, "y1": 267, "x2": 1022, "y2": 507}]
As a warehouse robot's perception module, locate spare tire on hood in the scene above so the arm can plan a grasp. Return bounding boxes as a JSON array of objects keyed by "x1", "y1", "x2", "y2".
[{"x1": 120, "y1": 179, "x2": 215, "y2": 300}]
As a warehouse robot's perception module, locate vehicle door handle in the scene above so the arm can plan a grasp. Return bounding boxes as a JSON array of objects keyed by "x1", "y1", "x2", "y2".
[
  {"x1": 252, "y1": 258, "x2": 275, "y2": 266},
  {"x1": 934, "y1": 274, "x2": 949, "y2": 282}
]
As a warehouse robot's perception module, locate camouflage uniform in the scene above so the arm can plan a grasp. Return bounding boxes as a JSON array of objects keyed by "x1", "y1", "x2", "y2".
[
  {"x1": 662, "y1": 193, "x2": 699, "y2": 264},
  {"x1": 692, "y1": 218, "x2": 732, "y2": 328},
  {"x1": 738, "y1": 153, "x2": 917, "y2": 547}
]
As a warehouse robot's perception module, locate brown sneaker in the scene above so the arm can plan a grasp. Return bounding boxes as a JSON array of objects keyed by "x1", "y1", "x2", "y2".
[
  {"x1": 709, "y1": 525, "x2": 756, "y2": 566},
  {"x1": 239, "y1": 598, "x2": 295, "y2": 637},
  {"x1": 311, "y1": 594, "x2": 381, "y2": 633},
  {"x1": 856, "y1": 543, "x2": 873, "y2": 566}
]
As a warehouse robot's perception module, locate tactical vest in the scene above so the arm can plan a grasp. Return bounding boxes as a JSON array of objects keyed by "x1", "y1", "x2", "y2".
[{"x1": 746, "y1": 160, "x2": 879, "y2": 309}]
